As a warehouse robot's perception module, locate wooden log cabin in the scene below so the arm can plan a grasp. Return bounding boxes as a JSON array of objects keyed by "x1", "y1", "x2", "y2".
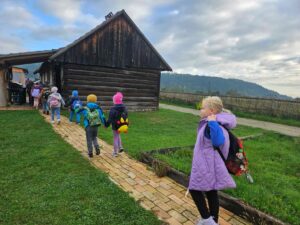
[{"x1": 37, "y1": 10, "x2": 172, "y2": 111}]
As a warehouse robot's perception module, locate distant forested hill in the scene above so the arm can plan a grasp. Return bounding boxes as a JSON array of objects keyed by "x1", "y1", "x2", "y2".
[
  {"x1": 161, "y1": 72, "x2": 291, "y2": 100},
  {"x1": 18, "y1": 63, "x2": 41, "y2": 80}
]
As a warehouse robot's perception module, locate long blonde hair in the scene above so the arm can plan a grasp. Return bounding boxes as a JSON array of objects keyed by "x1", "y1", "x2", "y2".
[{"x1": 202, "y1": 96, "x2": 231, "y2": 114}]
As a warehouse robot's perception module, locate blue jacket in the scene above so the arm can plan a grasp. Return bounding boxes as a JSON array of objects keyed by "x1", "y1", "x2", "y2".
[
  {"x1": 66, "y1": 96, "x2": 80, "y2": 111},
  {"x1": 78, "y1": 102, "x2": 106, "y2": 128}
]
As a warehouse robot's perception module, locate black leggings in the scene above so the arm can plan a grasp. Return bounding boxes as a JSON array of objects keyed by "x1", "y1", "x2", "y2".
[{"x1": 189, "y1": 189, "x2": 219, "y2": 223}]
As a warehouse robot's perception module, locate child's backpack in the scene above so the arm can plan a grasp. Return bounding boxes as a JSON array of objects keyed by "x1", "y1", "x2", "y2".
[
  {"x1": 206, "y1": 125, "x2": 253, "y2": 183},
  {"x1": 115, "y1": 111, "x2": 129, "y2": 133},
  {"x1": 72, "y1": 99, "x2": 82, "y2": 110},
  {"x1": 49, "y1": 95, "x2": 60, "y2": 108},
  {"x1": 86, "y1": 107, "x2": 101, "y2": 126},
  {"x1": 31, "y1": 88, "x2": 40, "y2": 97},
  {"x1": 42, "y1": 89, "x2": 51, "y2": 100}
]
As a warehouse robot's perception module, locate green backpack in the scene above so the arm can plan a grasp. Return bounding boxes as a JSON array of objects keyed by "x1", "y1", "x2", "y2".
[{"x1": 85, "y1": 107, "x2": 101, "y2": 126}]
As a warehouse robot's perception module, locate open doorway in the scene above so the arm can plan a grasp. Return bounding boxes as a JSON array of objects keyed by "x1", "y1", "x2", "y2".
[
  {"x1": 8, "y1": 67, "x2": 28, "y2": 104},
  {"x1": 7, "y1": 63, "x2": 41, "y2": 105}
]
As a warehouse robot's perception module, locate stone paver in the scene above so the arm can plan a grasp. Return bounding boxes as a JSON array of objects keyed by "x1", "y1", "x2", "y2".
[
  {"x1": 160, "y1": 103, "x2": 300, "y2": 137},
  {"x1": 41, "y1": 112, "x2": 252, "y2": 225}
]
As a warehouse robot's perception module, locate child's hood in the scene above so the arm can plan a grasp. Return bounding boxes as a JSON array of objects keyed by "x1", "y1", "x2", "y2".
[
  {"x1": 72, "y1": 90, "x2": 78, "y2": 97},
  {"x1": 198, "y1": 112, "x2": 237, "y2": 131},
  {"x1": 216, "y1": 112, "x2": 237, "y2": 129},
  {"x1": 87, "y1": 102, "x2": 99, "y2": 109},
  {"x1": 114, "y1": 104, "x2": 125, "y2": 111}
]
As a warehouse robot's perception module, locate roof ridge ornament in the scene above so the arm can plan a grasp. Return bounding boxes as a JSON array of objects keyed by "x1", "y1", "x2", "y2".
[{"x1": 105, "y1": 12, "x2": 114, "y2": 20}]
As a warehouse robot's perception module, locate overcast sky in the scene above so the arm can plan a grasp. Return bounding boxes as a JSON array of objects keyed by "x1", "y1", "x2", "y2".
[{"x1": 1, "y1": 0, "x2": 299, "y2": 97}]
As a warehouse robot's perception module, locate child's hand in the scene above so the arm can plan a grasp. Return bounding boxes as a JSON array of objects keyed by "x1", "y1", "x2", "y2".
[{"x1": 207, "y1": 114, "x2": 216, "y2": 121}]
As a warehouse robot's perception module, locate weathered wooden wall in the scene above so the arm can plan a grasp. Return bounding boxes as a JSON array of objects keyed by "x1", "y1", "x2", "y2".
[
  {"x1": 62, "y1": 63, "x2": 160, "y2": 111},
  {"x1": 55, "y1": 14, "x2": 170, "y2": 71},
  {"x1": 160, "y1": 91, "x2": 300, "y2": 119},
  {"x1": 0, "y1": 68, "x2": 8, "y2": 106}
]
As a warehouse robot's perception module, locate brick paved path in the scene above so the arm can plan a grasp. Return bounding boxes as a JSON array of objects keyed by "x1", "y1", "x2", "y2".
[{"x1": 41, "y1": 113, "x2": 251, "y2": 225}]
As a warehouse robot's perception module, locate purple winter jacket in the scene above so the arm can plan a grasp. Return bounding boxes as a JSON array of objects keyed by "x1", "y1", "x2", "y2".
[{"x1": 188, "y1": 112, "x2": 237, "y2": 191}]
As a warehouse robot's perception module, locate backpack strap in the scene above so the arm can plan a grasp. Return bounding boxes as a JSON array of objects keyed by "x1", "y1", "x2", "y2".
[
  {"x1": 214, "y1": 146, "x2": 226, "y2": 163},
  {"x1": 205, "y1": 124, "x2": 226, "y2": 163}
]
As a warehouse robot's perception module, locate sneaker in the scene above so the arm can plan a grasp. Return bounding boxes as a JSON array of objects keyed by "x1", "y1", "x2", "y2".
[
  {"x1": 57, "y1": 120, "x2": 61, "y2": 125},
  {"x1": 69, "y1": 121, "x2": 73, "y2": 124},
  {"x1": 201, "y1": 217, "x2": 218, "y2": 225},
  {"x1": 51, "y1": 120, "x2": 55, "y2": 124},
  {"x1": 88, "y1": 153, "x2": 93, "y2": 158},
  {"x1": 119, "y1": 148, "x2": 124, "y2": 153},
  {"x1": 112, "y1": 152, "x2": 118, "y2": 157},
  {"x1": 46, "y1": 111, "x2": 49, "y2": 115},
  {"x1": 96, "y1": 148, "x2": 100, "y2": 155}
]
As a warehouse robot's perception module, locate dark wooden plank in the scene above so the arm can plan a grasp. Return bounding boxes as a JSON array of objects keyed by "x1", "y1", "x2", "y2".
[
  {"x1": 64, "y1": 63, "x2": 160, "y2": 78},
  {"x1": 64, "y1": 83, "x2": 157, "y2": 92},
  {"x1": 64, "y1": 71, "x2": 158, "y2": 85},
  {"x1": 64, "y1": 78, "x2": 157, "y2": 89}
]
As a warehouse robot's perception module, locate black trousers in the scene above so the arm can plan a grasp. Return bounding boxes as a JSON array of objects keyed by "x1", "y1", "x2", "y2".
[{"x1": 189, "y1": 189, "x2": 219, "y2": 223}]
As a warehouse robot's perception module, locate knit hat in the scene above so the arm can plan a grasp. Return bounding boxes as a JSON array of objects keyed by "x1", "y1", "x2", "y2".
[
  {"x1": 72, "y1": 90, "x2": 78, "y2": 97},
  {"x1": 87, "y1": 94, "x2": 97, "y2": 103},
  {"x1": 113, "y1": 92, "x2": 123, "y2": 104},
  {"x1": 51, "y1": 86, "x2": 58, "y2": 93}
]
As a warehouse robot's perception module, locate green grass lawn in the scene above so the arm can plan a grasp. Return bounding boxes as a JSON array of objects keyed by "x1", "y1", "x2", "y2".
[
  {"x1": 0, "y1": 111, "x2": 162, "y2": 225},
  {"x1": 62, "y1": 108, "x2": 299, "y2": 224},
  {"x1": 160, "y1": 99, "x2": 300, "y2": 127}
]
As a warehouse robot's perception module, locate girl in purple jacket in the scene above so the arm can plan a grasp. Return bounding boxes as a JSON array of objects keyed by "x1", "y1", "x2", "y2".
[{"x1": 189, "y1": 96, "x2": 236, "y2": 225}]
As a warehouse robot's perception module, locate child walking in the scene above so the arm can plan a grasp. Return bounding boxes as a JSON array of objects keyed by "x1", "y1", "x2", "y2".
[
  {"x1": 105, "y1": 92, "x2": 128, "y2": 157},
  {"x1": 41, "y1": 84, "x2": 51, "y2": 115},
  {"x1": 77, "y1": 94, "x2": 106, "y2": 158},
  {"x1": 188, "y1": 96, "x2": 237, "y2": 225},
  {"x1": 31, "y1": 82, "x2": 42, "y2": 109},
  {"x1": 48, "y1": 87, "x2": 65, "y2": 125},
  {"x1": 68, "y1": 90, "x2": 81, "y2": 124}
]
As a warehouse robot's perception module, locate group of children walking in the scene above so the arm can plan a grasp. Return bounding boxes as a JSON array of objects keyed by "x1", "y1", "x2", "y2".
[
  {"x1": 39, "y1": 86, "x2": 127, "y2": 158},
  {"x1": 38, "y1": 86, "x2": 235, "y2": 224}
]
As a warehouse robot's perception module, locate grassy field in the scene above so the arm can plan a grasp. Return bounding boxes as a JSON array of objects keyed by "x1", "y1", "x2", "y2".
[
  {"x1": 0, "y1": 110, "x2": 162, "y2": 225},
  {"x1": 62, "y1": 108, "x2": 299, "y2": 224},
  {"x1": 160, "y1": 99, "x2": 300, "y2": 127}
]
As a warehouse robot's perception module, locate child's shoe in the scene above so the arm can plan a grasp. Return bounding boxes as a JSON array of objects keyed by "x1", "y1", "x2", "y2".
[
  {"x1": 201, "y1": 217, "x2": 218, "y2": 225},
  {"x1": 69, "y1": 121, "x2": 73, "y2": 124},
  {"x1": 112, "y1": 152, "x2": 118, "y2": 157},
  {"x1": 88, "y1": 153, "x2": 93, "y2": 158},
  {"x1": 51, "y1": 120, "x2": 55, "y2": 124},
  {"x1": 95, "y1": 148, "x2": 100, "y2": 155},
  {"x1": 46, "y1": 111, "x2": 49, "y2": 115},
  {"x1": 57, "y1": 120, "x2": 61, "y2": 125},
  {"x1": 119, "y1": 148, "x2": 124, "y2": 153}
]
